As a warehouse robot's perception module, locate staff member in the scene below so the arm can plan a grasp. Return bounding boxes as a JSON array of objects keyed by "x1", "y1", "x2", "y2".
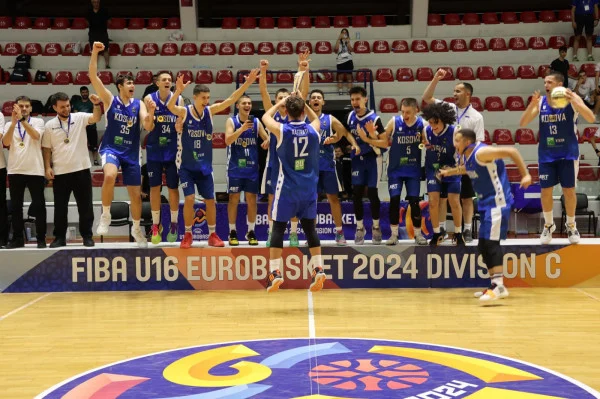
[
  {"x1": 42, "y1": 92, "x2": 102, "y2": 248},
  {"x1": 0, "y1": 112, "x2": 6, "y2": 248},
  {"x1": 2, "y1": 96, "x2": 47, "y2": 249}
]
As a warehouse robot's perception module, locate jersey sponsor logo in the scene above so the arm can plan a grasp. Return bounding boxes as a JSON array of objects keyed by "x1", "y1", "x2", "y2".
[{"x1": 539, "y1": 174, "x2": 549, "y2": 180}]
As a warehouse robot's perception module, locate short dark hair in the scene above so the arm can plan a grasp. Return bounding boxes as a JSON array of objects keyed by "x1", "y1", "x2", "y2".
[
  {"x1": 157, "y1": 71, "x2": 172, "y2": 80},
  {"x1": 115, "y1": 73, "x2": 134, "y2": 90},
  {"x1": 458, "y1": 82, "x2": 474, "y2": 95},
  {"x1": 421, "y1": 102, "x2": 456, "y2": 126},
  {"x1": 559, "y1": 45, "x2": 568, "y2": 53},
  {"x1": 236, "y1": 94, "x2": 251, "y2": 104},
  {"x1": 193, "y1": 84, "x2": 210, "y2": 95},
  {"x1": 15, "y1": 95, "x2": 31, "y2": 104},
  {"x1": 80, "y1": 86, "x2": 89, "y2": 92},
  {"x1": 275, "y1": 88, "x2": 290, "y2": 97},
  {"x1": 285, "y1": 96, "x2": 305, "y2": 118},
  {"x1": 310, "y1": 89, "x2": 325, "y2": 99},
  {"x1": 51, "y1": 92, "x2": 70, "y2": 106},
  {"x1": 548, "y1": 70, "x2": 565, "y2": 83},
  {"x1": 401, "y1": 97, "x2": 418, "y2": 108},
  {"x1": 457, "y1": 128, "x2": 477, "y2": 143},
  {"x1": 349, "y1": 86, "x2": 367, "y2": 97}
]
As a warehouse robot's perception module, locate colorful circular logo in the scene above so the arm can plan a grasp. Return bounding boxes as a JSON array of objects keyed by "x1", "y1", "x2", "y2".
[
  {"x1": 193, "y1": 208, "x2": 206, "y2": 225},
  {"x1": 37, "y1": 338, "x2": 599, "y2": 399}
]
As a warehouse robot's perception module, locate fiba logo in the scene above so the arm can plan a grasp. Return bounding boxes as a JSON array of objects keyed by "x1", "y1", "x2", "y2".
[{"x1": 193, "y1": 208, "x2": 207, "y2": 226}]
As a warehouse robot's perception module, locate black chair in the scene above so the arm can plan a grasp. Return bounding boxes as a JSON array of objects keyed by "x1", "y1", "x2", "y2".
[
  {"x1": 100, "y1": 202, "x2": 133, "y2": 243},
  {"x1": 560, "y1": 193, "x2": 597, "y2": 235},
  {"x1": 140, "y1": 201, "x2": 153, "y2": 238}
]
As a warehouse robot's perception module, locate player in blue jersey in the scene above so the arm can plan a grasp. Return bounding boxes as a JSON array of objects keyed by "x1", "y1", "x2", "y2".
[
  {"x1": 89, "y1": 42, "x2": 152, "y2": 247},
  {"x1": 167, "y1": 68, "x2": 260, "y2": 249},
  {"x1": 262, "y1": 93, "x2": 327, "y2": 293},
  {"x1": 421, "y1": 102, "x2": 464, "y2": 247},
  {"x1": 440, "y1": 128, "x2": 532, "y2": 303},
  {"x1": 225, "y1": 94, "x2": 270, "y2": 246},
  {"x1": 519, "y1": 71, "x2": 595, "y2": 244},
  {"x1": 143, "y1": 72, "x2": 182, "y2": 245},
  {"x1": 358, "y1": 98, "x2": 428, "y2": 245},
  {"x1": 345, "y1": 86, "x2": 385, "y2": 245}
]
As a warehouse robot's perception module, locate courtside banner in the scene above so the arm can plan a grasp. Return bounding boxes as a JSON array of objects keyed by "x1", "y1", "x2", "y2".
[{"x1": 2, "y1": 243, "x2": 599, "y2": 292}]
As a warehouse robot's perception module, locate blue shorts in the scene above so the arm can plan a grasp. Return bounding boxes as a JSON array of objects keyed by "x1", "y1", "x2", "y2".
[
  {"x1": 539, "y1": 159, "x2": 578, "y2": 189},
  {"x1": 351, "y1": 154, "x2": 382, "y2": 188},
  {"x1": 261, "y1": 166, "x2": 274, "y2": 195},
  {"x1": 318, "y1": 170, "x2": 342, "y2": 195},
  {"x1": 228, "y1": 176, "x2": 259, "y2": 194},
  {"x1": 147, "y1": 160, "x2": 179, "y2": 189},
  {"x1": 178, "y1": 168, "x2": 214, "y2": 199},
  {"x1": 272, "y1": 195, "x2": 317, "y2": 222},
  {"x1": 101, "y1": 151, "x2": 141, "y2": 186},
  {"x1": 479, "y1": 206, "x2": 511, "y2": 241},
  {"x1": 388, "y1": 175, "x2": 420, "y2": 198},
  {"x1": 426, "y1": 171, "x2": 461, "y2": 194}
]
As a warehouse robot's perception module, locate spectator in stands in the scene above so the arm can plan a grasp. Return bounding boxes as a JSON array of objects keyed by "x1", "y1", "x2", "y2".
[
  {"x1": 0, "y1": 112, "x2": 6, "y2": 248},
  {"x1": 571, "y1": 0, "x2": 599, "y2": 61},
  {"x1": 550, "y1": 46, "x2": 570, "y2": 87},
  {"x1": 570, "y1": 70, "x2": 600, "y2": 119},
  {"x1": 72, "y1": 86, "x2": 100, "y2": 165},
  {"x1": 143, "y1": 74, "x2": 159, "y2": 100},
  {"x1": 87, "y1": 0, "x2": 111, "y2": 68},
  {"x1": 334, "y1": 28, "x2": 354, "y2": 95}
]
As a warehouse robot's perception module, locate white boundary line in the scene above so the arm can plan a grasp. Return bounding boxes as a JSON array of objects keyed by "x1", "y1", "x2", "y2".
[
  {"x1": 307, "y1": 292, "x2": 316, "y2": 339},
  {"x1": 576, "y1": 288, "x2": 600, "y2": 302},
  {"x1": 0, "y1": 293, "x2": 52, "y2": 321}
]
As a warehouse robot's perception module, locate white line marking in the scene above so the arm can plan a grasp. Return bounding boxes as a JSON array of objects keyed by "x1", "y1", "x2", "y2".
[
  {"x1": 576, "y1": 288, "x2": 600, "y2": 302},
  {"x1": 307, "y1": 291, "x2": 316, "y2": 339},
  {"x1": 0, "y1": 293, "x2": 52, "y2": 321}
]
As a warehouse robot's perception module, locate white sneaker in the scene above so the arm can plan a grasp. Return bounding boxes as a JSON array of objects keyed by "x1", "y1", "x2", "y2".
[
  {"x1": 566, "y1": 223, "x2": 580, "y2": 244},
  {"x1": 540, "y1": 223, "x2": 556, "y2": 245},
  {"x1": 386, "y1": 234, "x2": 398, "y2": 245},
  {"x1": 132, "y1": 227, "x2": 148, "y2": 248},
  {"x1": 414, "y1": 234, "x2": 428, "y2": 245},
  {"x1": 479, "y1": 285, "x2": 509, "y2": 304},
  {"x1": 474, "y1": 289, "x2": 486, "y2": 298},
  {"x1": 96, "y1": 212, "x2": 111, "y2": 235}
]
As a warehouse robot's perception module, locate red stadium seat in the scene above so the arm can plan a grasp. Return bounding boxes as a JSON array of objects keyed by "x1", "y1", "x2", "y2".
[
  {"x1": 117, "y1": 70, "x2": 132, "y2": 79},
  {"x1": 548, "y1": 36, "x2": 567, "y2": 50},
  {"x1": 277, "y1": 17, "x2": 293, "y2": 29},
  {"x1": 212, "y1": 132, "x2": 226, "y2": 148},
  {"x1": 147, "y1": 18, "x2": 163, "y2": 29},
  {"x1": 122, "y1": 43, "x2": 140, "y2": 56},
  {"x1": 469, "y1": 38, "x2": 487, "y2": 51},
  {"x1": 161, "y1": 43, "x2": 178, "y2": 56},
  {"x1": 180, "y1": 42, "x2": 198, "y2": 56},
  {"x1": 457, "y1": 66, "x2": 475, "y2": 80},
  {"x1": 75, "y1": 71, "x2": 91, "y2": 85},
  {"x1": 54, "y1": 71, "x2": 73, "y2": 85},
  {"x1": 2, "y1": 101, "x2": 15, "y2": 116},
  {"x1": 506, "y1": 96, "x2": 526, "y2": 110},
  {"x1": 450, "y1": 39, "x2": 468, "y2": 52},
  {"x1": 52, "y1": 17, "x2": 69, "y2": 29},
  {"x1": 315, "y1": 41, "x2": 332, "y2": 54},
  {"x1": 108, "y1": 43, "x2": 120, "y2": 56},
  {"x1": 32, "y1": 71, "x2": 51, "y2": 85},
  {"x1": 485, "y1": 96, "x2": 505, "y2": 111},
  {"x1": 97, "y1": 71, "x2": 113, "y2": 85},
  {"x1": 528, "y1": 163, "x2": 540, "y2": 182},
  {"x1": 501, "y1": 12, "x2": 519, "y2": 24},
  {"x1": 43, "y1": 43, "x2": 62, "y2": 56},
  {"x1": 430, "y1": 39, "x2": 448, "y2": 52},
  {"x1": 482, "y1": 12, "x2": 499, "y2": 24},
  {"x1": 516, "y1": 128, "x2": 538, "y2": 144},
  {"x1": 141, "y1": 43, "x2": 158, "y2": 56},
  {"x1": 315, "y1": 71, "x2": 334, "y2": 82},
  {"x1": 373, "y1": 40, "x2": 390, "y2": 53},
  {"x1": 108, "y1": 18, "x2": 126, "y2": 29},
  {"x1": 25, "y1": 43, "x2": 42, "y2": 56},
  {"x1": 71, "y1": 17, "x2": 87, "y2": 29},
  {"x1": 578, "y1": 163, "x2": 598, "y2": 181},
  {"x1": 276, "y1": 72, "x2": 294, "y2": 83},
  {"x1": 353, "y1": 41, "x2": 371, "y2": 53},
  {"x1": 62, "y1": 43, "x2": 79, "y2": 56},
  {"x1": 257, "y1": 42, "x2": 275, "y2": 55},
  {"x1": 352, "y1": 15, "x2": 368, "y2": 27},
  {"x1": 508, "y1": 37, "x2": 527, "y2": 50},
  {"x1": 379, "y1": 98, "x2": 398, "y2": 113},
  {"x1": 444, "y1": 13, "x2": 461, "y2": 25},
  {"x1": 128, "y1": 18, "x2": 144, "y2": 29},
  {"x1": 195, "y1": 70, "x2": 213, "y2": 84},
  {"x1": 0, "y1": 16, "x2": 12, "y2": 28},
  {"x1": 520, "y1": 11, "x2": 538, "y2": 23},
  {"x1": 176, "y1": 70, "x2": 193, "y2": 83},
  {"x1": 568, "y1": 63, "x2": 578, "y2": 77},
  {"x1": 296, "y1": 16, "x2": 311, "y2": 28},
  {"x1": 392, "y1": 40, "x2": 409, "y2": 53},
  {"x1": 14, "y1": 16, "x2": 32, "y2": 29},
  {"x1": 236, "y1": 69, "x2": 250, "y2": 85},
  {"x1": 134, "y1": 70, "x2": 153, "y2": 85},
  {"x1": 315, "y1": 16, "x2": 330, "y2": 28},
  {"x1": 216, "y1": 70, "x2": 233, "y2": 84},
  {"x1": 505, "y1": 164, "x2": 521, "y2": 182},
  {"x1": 471, "y1": 97, "x2": 483, "y2": 112},
  {"x1": 277, "y1": 42, "x2": 294, "y2": 54},
  {"x1": 395, "y1": 68, "x2": 413, "y2": 82},
  {"x1": 376, "y1": 68, "x2": 394, "y2": 82},
  {"x1": 483, "y1": 130, "x2": 492, "y2": 144},
  {"x1": 238, "y1": 42, "x2": 255, "y2": 55},
  {"x1": 581, "y1": 127, "x2": 598, "y2": 143},
  {"x1": 438, "y1": 66, "x2": 454, "y2": 80},
  {"x1": 493, "y1": 129, "x2": 514, "y2": 144},
  {"x1": 218, "y1": 42, "x2": 236, "y2": 55},
  {"x1": 538, "y1": 65, "x2": 550, "y2": 78},
  {"x1": 3, "y1": 42, "x2": 22, "y2": 56},
  {"x1": 580, "y1": 63, "x2": 596, "y2": 76},
  {"x1": 518, "y1": 65, "x2": 537, "y2": 79},
  {"x1": 259, "y1": 17, "x2": 274, "y2": 29},
  {"x1": 262, "y1": 71, "x2": 274, "y2": 84},
  {"x1": 416, "y1": 67, "x2": 434, "y2": 81},
  {"x1": 370, "y1": 15, "x2": 386, "y2": 27},
  {"x1": 411, "y1": 40, "x2": 428, "y2": 52},
  {"x1": 569, "y1": 35, "x2": 587, "y2": 48},
  {"x1": 428, "y1": 14, "x2": 442, "y2": 26},
  {"x1": 463, "y1": 13, "x2": 480, "y2": 25},
  {"x1": 443, "y1": 97, "x2": 456, "y2": 104},
  {"x1": 333, "y1": 15, "x2": 349, "y2": 27},
  {"x1": 528, "y1": 36, "x2": 548, "y2": 50},
  {"x1": 221, "y1": 17, "x2": 237, "y2": 29},
  {"x1": 558, "y1": 10, "x2": 572, "y2": 22},
  {"x1": 240, "y1": 17, "x2": 256, "y2": 29},
  {"x1": 356, "y1": 69, "x2": 373, "y2": 82},
  {"x1": 199, "y1": 42, "x2": 217, "y2": 56},
  {"x1": 91, "y1": 171, "x2": 104, "y2": 187},
  {"x1": 296, "y1": 41, "x2": 312, "y2": 54},
  {"x1": 490, "y1": 38, "x2": 507, "y2": 51},
  {"x1": 497, "y1": 65, "x2": 516, "y2": 79},
  {"x1": 167, "y1": 17, "x2": 181, "y2": 29},
  {"x1": 539, "y1": 10, "x2": 556, "y2": 22}
]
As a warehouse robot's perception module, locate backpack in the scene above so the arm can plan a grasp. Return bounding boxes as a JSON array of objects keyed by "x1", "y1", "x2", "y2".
[
  {"x1": 30, "y1": 100, "x2": 44, "y2": 115},
  {"x1": 9, "y1": 68, "x2": 28, "y2": 82},
  {"x1": 34, "y1": 70, "x2": 49, "y2": 83},
  {"x1": 14, "y1": 54, "x2": 31, "y2": 69},
  {"x1": 43, "y1": 95, "x2": 54, "y2": 114}
]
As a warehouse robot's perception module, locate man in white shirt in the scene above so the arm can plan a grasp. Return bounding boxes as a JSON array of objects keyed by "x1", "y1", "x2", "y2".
[
  {"x1": 42, "y1": 92, "x2": 103, "y2": 248},
  {"x1": 1, "y1": 96, "x2": 47, "y2": 248},
  {"x1": 0, "y1": 112, "x2": 6, "y2": 248},
  {"x1": 422, "y1": 69, "x2": 485, "y2": 243}
]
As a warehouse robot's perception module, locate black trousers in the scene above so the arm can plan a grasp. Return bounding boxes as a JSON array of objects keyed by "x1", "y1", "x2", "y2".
[
  {"x1": 86, "y1": 124, "x2": 98, "y2": 152},
  {"x1": 0, "y1": 168, "x2": 8, "y2": 242},
  {"x1": 53, "y1": 169, "x2": 94, "y2": 239},
  {"x1": 8, "y1": 174, "x2": 46, "y2": 242}
]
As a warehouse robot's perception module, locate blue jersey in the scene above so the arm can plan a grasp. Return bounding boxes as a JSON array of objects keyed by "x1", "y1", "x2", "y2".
[
  {"x1": 464, "y1": 143, "x2": 514, "y2": 210},
  {"x1": 388, "y1": 116, "x2": 424, "y2": 178},
  {"x1": 347, "y1": 110, "x2": 383, "y2": 157},
  {"x1": 538, "y1": 96, "x2": 579, "y2": 163},
  {"x1": 425, "y1": 124, "x2": 457, "y2": 171},
  {"x1": 101, "y1": 96, "x2": 141, "y2": 159},
  {"x1": 317, "y1": 113, "x2": 335, "y2": 172},
  {"x1": 146, "y1": 91, "x2": 181, "y2": 162},
  {"x1": 275, "y1": 121, "x2": 320, "y2": 202},
  {"x1": 267, "y1": 111, "x2": 288, "y2": 168},
  {"x1": 227, "y1": 115, "x2": 260, "y2": 179},
  {"x1": 176, "y1": 105, "x2": 213, "y2": 175}
]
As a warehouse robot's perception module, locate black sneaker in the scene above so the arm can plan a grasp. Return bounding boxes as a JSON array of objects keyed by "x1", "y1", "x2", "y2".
[
  {"x1": 83, "y1": 237, "x2": 95, "y2": 247},
  {"x1": 266, "y1": 269, "x2": 284, "y2": 293},
  {"x1": 37, "y1": 239, "x2": 47, "y2": 249},
  {"x1": 309, "y1": 266, "x2": 326, "y2": 292},
  {"x1": 429, "y1": 232, "x2": 444, "y2": 247},
  {"x1": 245, "y1": 230, "x2": 258, "y2": 245},
  {"x1": 228, "y1": 230, "x2": 239, "y2": 246},
  {"x1": 464, "y1": 229, "x2": 473, "y2": 243},
  {"x1": 50, "y1": 238, "x2": 67, "y2": 248},
  {"x1": 453, "y1": 232, "x2": 466, "y2": 246}
]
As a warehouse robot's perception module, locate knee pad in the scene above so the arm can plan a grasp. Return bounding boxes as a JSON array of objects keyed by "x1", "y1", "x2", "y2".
[
  {"x1": 301, "y1": 218, "x2": 320, "y2": 248},
  {"x1": 478, "y1": 237, "x2": 489, "y2": 264},
  {"x1": 389, "y1": 196, "x2": 401, "y2": 225},
  {"x1": 367, "y1": 187, "x2": 379, "y2": 202},
  {"x1": 270, "y1": 221, "x2": 287, "y2": 249},
  {"x1": 408, "y1": 196, "x2": 421, "y2": 225}
]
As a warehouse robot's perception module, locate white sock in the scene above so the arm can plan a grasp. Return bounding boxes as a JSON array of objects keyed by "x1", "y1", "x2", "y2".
[
  {"x1": 248, "y1": 221, "x2": 255, "y2": 232},
  {"x1": 229, "y1": 223, "x2": 236, "y2": 232},
  {"x1": 170, "y1": 210, "x2": 178, "y2": 223},
  {"x1": 464, "y1": 223, "x2": 472, "y2": 231},
  {"x1": 455, "y1": 225, "x2": 462, "y2": 233},
  {"x1": 336, "y1": 225, "x2": 343, "y2": 233},
  {"x1": 491, "y1": 273, "x2": 504, "y2": 286},
  {"x1": 185, "y1": 225, "x2": 192, "y2": 233},
  {"x1": 133, "y1": 220, "x2": 140, "y2": 230},
  {"x1": 439, "y1": 222, "x2": 445, "y2": 230},
  {"x1": 434, "y1": 227, "x2": 440, "y2": 233},
  {"x1": 290, "y1": 220, "x2": 298, "y2": 233},
  {"x1": 566, "y1": 216, "x2": 575, "y2": 226},
  {"x1": 268, "y1": 219, "x2": 273, "y2": 231},
  {"x1": 209, "y1": 225, "x2": 215, "y2": 234},
  {"x1": 373, "y1": 219, "x2": 380, "y2": 229},
  {"x1": 391, "y1": 225, "x2": 398, "y2": 236},
  {"x1": 269, "y1": 258, "x2": 281, "y2": 272},
  {"x1": 357, "y1": 220, "x2": 364, "y2": 229},
  {"x1": 152, "y1": 210, "x2": 160, "y2": 225},
  {"x1": 102, "y1": 205, "x2": 110, "y2": 215},
  {"x1": 543, "y1": 211, "x2": 553, "y2": 226},
  {"x1": 312, "y1": 255, "x2": 323, "y2": 269},
  {"x1": 414, "y1": 227, "x2": 421, "y2": 236}
]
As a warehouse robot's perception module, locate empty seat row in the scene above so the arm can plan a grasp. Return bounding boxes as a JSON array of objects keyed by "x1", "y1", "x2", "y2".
[
  {"x1": 0, "y1": 16, "x2": 180, "y2": 30},
  {"x1": 221, "y1": 15, "x2": 386, "y2": 29},
  {"x1": 427, "y1": 10, "x2": 571, "y2": 26}
]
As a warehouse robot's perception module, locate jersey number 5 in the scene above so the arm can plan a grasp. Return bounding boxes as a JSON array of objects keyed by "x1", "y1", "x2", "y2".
[{"x1": 294, "y1": 136, "x2": 309, "y2": 158}]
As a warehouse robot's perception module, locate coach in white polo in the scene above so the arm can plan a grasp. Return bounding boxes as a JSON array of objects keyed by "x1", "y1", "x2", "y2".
[
  {"x1": 42, "y1": 92, "x2": 102, "y2": 248},
  {"x1": 2, "y1": 96, "x2": 47, "y2": 249},
  {"x1": 0, "y1": 112, "x2": 7, "y2": 248}
]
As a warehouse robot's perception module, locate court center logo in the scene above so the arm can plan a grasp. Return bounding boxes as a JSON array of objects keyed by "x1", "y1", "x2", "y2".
[{"x1": 37, "y1": 338, "x2": 599, "y2": 399}]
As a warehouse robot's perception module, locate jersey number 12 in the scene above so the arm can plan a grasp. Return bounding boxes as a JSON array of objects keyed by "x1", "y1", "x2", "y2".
[{"x1": 294, "y1": 136, "x2": 309, "y2": 158}]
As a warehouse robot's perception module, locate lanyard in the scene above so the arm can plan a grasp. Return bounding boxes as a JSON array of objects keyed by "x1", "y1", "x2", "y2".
[
  {"x1": 58, "y1": 115, "x2": 71, "y2": 140},
  {"x1": 192, "y1": 104, "x2": 202, "y2": 120},
  {"x1": 456, "y1": 104, "x2": 471, "y2": 125},
  {"x1": 16, "y1": 117, "x2": 30, "y2": 142}
]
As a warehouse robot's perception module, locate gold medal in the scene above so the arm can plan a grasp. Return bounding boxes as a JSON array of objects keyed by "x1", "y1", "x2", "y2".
[
  {"x1": 64, "y1": 138, "x2": 70, "y2": 144},
  {"x1": 18, "y1": 142, "x2": 25, "y2": 148},
  {"x1": 127, "y1": 119, "x2": 134, "y2": 127}
]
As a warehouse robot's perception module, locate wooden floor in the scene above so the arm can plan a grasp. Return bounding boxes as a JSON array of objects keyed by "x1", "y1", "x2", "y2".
[{"x1": 1, "y1": 288, "x2": 599, "y2": 398}]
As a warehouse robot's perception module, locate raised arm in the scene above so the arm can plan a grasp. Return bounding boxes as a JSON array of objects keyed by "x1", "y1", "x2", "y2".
[
  {"x1": 142, "y1": 95, "x2": 156, "y2": 132},
  {"x1": 519, "y1": 91, "x2": 541, "y2": 127},
  {"x1": 14, "y1": 103, "x2": 41, "y2": 141},
  {"x1": 422, "y1": 69, "x2": 446, "y2": 104},
  {"x1": 262, "y1": 97, "x2": 286, "y2": 141},
  {"x1": 87, "y1": 94, "x2": 103, "y2": 125},
  {"x1": 566, "y1": 88, "x2": 596, "y2": 123},
  {"x1": 89, "y1": 42, "x2": 113, "y2": 106},
  {"x1": 297, "y1": 50, "x2": 311, "y2": 100},
  {"x1": 259, "y1": 60, "x2": 273, "y2": 110},
  {"x1": 167, "y1": 76, "x2": 189, "y2": 118},
  {"x1": 210, "y1": 68, "x2": 259, "y2": 116}
]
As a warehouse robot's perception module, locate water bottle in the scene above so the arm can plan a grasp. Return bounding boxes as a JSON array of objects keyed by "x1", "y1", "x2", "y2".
[{"x1": 355, "y1": 32, "x2": 360, "y2": 40}]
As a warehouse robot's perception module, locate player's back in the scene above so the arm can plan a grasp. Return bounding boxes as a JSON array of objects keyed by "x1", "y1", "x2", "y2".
[
  {"x1": 464, "y1": 143, "x2": 513, "y2": 210},
  {"x1": 538, "y1": 96, "x2": 579, "y2": 163},
  {"x1": 101, "y1": 96, "x2": 141, "y2": 157}
]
